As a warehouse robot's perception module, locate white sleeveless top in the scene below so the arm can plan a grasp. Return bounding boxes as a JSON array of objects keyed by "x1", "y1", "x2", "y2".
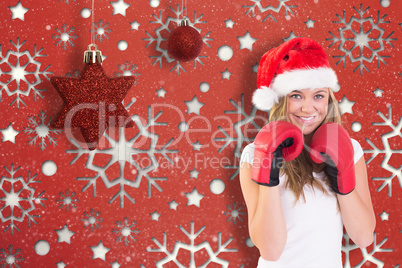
[{"x1": 240, "y1": 139, "x2": 364, "y2": 268}]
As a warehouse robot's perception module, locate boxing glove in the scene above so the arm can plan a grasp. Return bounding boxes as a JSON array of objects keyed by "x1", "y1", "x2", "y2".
[
  {"x1": 309, "y1": 122, "x2": 355, "y2": 195},
  {"x1": 251, "y1": 121, "x2": 304, "y2": 186}
]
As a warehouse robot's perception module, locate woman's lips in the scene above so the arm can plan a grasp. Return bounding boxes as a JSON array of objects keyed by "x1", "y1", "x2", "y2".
[{"x1": 295, "y1": 115, "x2": 316, "y2": 124}]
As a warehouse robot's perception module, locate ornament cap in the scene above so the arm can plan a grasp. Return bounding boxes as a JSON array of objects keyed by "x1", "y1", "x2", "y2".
[
  {"x1": 84, "y1": 43, "x2": 103, "y2": 64},
  {"x1": 180, "y1": 18, "x2": 190, "y2": 26}
]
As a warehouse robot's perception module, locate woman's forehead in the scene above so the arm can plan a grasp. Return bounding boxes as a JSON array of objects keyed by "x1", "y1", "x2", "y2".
[{"x1": 291, "y1": 88, "x2": 329, "y2": 94}]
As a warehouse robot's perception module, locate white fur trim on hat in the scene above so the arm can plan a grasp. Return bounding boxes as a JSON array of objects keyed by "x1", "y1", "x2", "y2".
[
  {"x1": 252, "y1": 86, "x2": 279, "y2": 111},
  {"x1": 271, "y1": 67, "x2": 338, "y2": 97}
]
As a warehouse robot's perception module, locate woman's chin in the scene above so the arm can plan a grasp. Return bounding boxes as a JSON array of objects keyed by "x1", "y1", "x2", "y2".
[
  {"x1": 300, "y1": 123, "x2": 319, "y2": 135},
  {"x1": 302, "y1": 129, "x2": 314, "y2": 136}
]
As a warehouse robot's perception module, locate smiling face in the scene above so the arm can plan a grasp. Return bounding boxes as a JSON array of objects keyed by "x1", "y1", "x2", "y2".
[{"x1": 286, "y1": 88, "x2": 329, "y2": 135}]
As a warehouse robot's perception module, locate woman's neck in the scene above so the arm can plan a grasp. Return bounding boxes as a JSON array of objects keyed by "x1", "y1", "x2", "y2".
[
  {"x1": 304, "y1": 133, "x2": 325, "y2": 173},
  {"x1": 304, "y1": 133, "x2": 313, "y2": 145}
]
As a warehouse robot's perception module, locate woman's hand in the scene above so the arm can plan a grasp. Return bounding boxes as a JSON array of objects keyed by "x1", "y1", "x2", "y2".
[
  {"x1": 252, "y1": 121, "x2": 304, "y2": 186},
  {"x1": 308, "y1": 122, "x2": 355, "y2": 194}
]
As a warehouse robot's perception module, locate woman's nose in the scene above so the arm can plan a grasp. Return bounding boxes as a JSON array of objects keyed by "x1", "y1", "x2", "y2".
[{"x1": 301, "y1": 99, "x2": 315, "y2": 113}]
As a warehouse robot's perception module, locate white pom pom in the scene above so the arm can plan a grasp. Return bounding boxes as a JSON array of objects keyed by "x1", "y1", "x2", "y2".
[{"x1": 252, "y1": 86, "x2": 279, "y2": 111}]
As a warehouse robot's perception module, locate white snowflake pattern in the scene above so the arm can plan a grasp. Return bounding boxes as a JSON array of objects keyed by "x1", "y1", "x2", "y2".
[
  {"x1": 56, "y1": 189, "x2": 78, "y2": 212},
  {"x1": 0, "y1": 164, "x2": 47, "y2": 235},
  {"x1": 114, "y1": 61, "x2": 140, "y2": 82},
  {"x1": 213, "y1": 94, "x2": 263, "y2": 180},
  {"x1": 223, "y1": 202, "x2": 246, "y2": 225},
  {"x1": 23, "y1": 110, "x2": 62, "y2": 151},
  {"x1": 327, "y1": 4, "x2": 396, "y2": 75},
  {"x1": 66, "y1": 105, "x2": 179, "y2": 208},
  {"x1": 0, "y1": 38, "x2": 52, "y2": 108},
  {"x1": 143, "y1": 4, "x2": 213, "y2": 75},
  {"x1": 242, "y1": 0, "x2": 298, "y2": 22},
  {"x1": 342, "y1": 232, "x2": 393, "y2": 267},
  {"x1": 90, "y1": 19, "x2": 112, "y2": 43},
  {"x1": 364, "y1": 104, "x2": 402, "y2": 197},
  {"x1": 148, "y1": 221, "x2": 237, "y2": 267},
  {"x1": 52, "y1": 24, "x2": 78, "y2": 50},
  {"x1": 81, "y1": 208, "x2": 103, "y2": 231},
  {"x1": 65, "y1": 69, "x2": 80, "y2": 78},
  {"x1": 0, "y1": 245, "x2": 24, "y2": 267},
  {"x1": 112, "y1": 217, "x2": 140, "y2": 246}
]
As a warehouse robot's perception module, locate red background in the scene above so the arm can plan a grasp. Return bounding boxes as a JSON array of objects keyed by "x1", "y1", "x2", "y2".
[{"x1": 0, "y1": 0, "x2": 401, "y2": 267}]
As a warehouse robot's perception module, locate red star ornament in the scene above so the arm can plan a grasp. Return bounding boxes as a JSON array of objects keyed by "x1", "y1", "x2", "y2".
[{"x1": 50, "y1": 62, "x2": 135, "y2": 150}]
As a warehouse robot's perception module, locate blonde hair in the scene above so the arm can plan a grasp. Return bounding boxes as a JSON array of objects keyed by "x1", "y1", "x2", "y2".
[{"x1": 268, "y1": 88, "x2": 342, "y2": 202}]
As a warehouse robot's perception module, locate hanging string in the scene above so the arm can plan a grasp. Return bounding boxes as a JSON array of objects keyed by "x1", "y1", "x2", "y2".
[
  {"x1": 181, "y1": 0, "x2": 187, "y2": 20},
  {"x1": 91, "y1": 0, "x2": 95, "y2": 45},
  {"x1": 181, "y1": 0, "x2": 184, "y2": 20}
]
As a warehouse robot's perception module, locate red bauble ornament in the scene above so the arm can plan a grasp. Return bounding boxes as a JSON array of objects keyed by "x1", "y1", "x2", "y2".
[
  {"x1": 167, "y1": 19, "x2": 203, "y2": 62},
  {"x1": 50, "y1": 45, "x2": 135, "y2": 150}
]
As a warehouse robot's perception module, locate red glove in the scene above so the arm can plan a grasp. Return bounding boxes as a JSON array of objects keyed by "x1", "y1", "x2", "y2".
[
  {"x1": 309, "y1": 122, "x2": 355, "y2": 195},
  {"x1": 251, "y1": 121, "x2": 304, "y2": 186}
]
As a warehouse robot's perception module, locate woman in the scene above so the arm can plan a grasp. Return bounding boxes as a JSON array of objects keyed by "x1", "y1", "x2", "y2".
[{"x1": 239, "y1": 38, "x2": 375, "y2": 267}]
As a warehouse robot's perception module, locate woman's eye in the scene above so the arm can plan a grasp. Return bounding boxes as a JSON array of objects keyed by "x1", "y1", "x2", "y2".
[
  {"x1": 315, "y1": 94, "x2": 324, "y2": 99},
  {"x1": 290, "y1": 94, "x2": 301, "y2": 99}
]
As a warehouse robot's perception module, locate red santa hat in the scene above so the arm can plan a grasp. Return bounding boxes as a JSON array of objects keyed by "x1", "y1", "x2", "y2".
[{"x1": 252, "y1": 37, "x2": 338, "y2": 111}]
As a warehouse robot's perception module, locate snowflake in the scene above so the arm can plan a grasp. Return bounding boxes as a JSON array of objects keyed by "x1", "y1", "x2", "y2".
[
  {"x1": 342, "y1": 232, "x2": 393, "y2": 267},
  {"x1": 363, "y1": 104, "x2": 402, "y2": 197},
  {"x1": 0, "y1": 245, "x2": 25, "y2": 267},
  {"x1": 148, "y1": 221, "x2": 237, "y2": 267},
  {"x1": 114, "y1": 61, "x2": 140, "y2": 83},
  {"x1": 242, "y1": 0, "x2": 298, "y2": 23},
  {"x1": 90, "y1": 19, "x2": 112, "y2": 43},
  {"x1": 0, "y1": 38, "x2": 52, "y2": 108},
  {"x1": 223, "y1": 202, "x2": 246, "y2": 225},
  {"x1": 0, "y1": 164, "x2": 47, "y2": 234},
  {"x1": 327, "y1": 4, "x2": 396, "y2": 75},
  {"x1": 22, "y1": 110, "x2": 62, "y2": 151},
  {"x1": 81, "y1": 208, "x2": 103, "y2": 231},
  {"x1": 56, "y1": 189, "x2": 78, "y2": 212},
  {"x1": 66, "y1": 104, "x2": 179, "y2": 208},
  {"x1": 52, "y1": 24, "x2": 78, "y2": 50},
  {"x1": 65, "y1": 69, "x2": 80, "y2": 77},
  {"x1": 112, "y1": 217, "x2": 140, "y2": 246},
  {"x1": 213, "y1": 94, "x2": 264, "y2": 180},
  {"x1": 143, "y1": 4, "x2": 213, "y2": 75}
]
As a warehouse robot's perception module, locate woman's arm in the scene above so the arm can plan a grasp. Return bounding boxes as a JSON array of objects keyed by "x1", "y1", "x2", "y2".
[
  {"x1": 239, "y1": 162, "x2": 287, "y2": 261},
  {"x1": 338, "y1": 156, "x2": 376, "y2": 248}
]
